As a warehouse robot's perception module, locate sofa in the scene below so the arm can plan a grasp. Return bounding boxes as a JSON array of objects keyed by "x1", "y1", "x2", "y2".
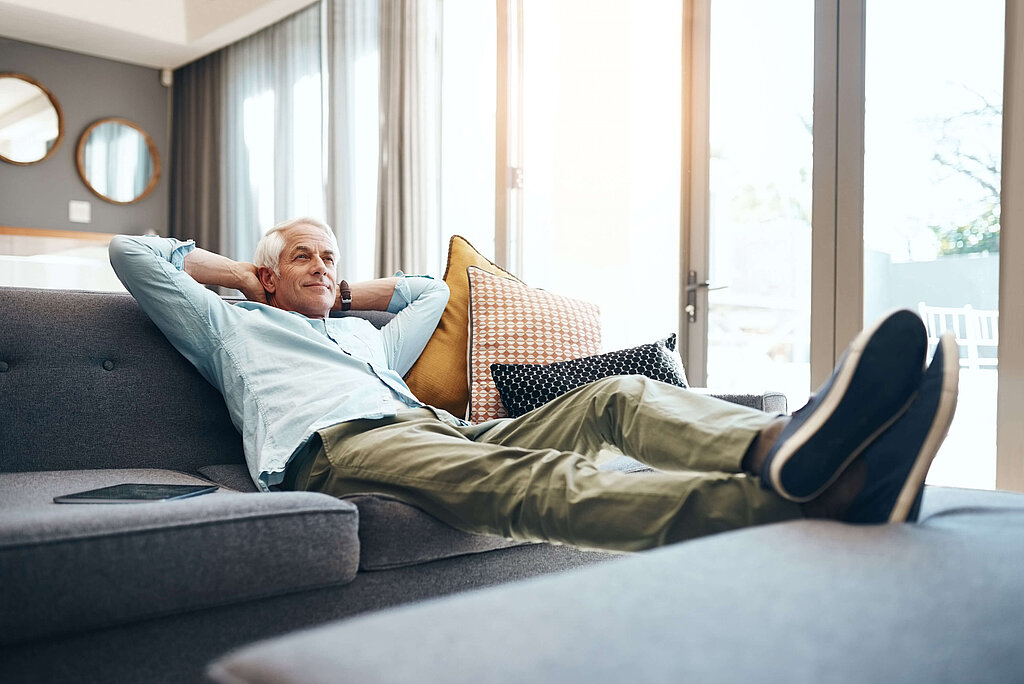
[
  {"x1": 0, "y1": 286, "x2": 787, "y2": 683},
  {"x1": 208, "y1": 486, "x2": 1024, "y2": 683}
]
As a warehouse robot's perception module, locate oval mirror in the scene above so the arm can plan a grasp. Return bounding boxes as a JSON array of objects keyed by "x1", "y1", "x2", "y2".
[
  {"x1": 0, "y1": 72, "x2": 64, "y2": 165},
  {"x1": 76, "y1": 117, "x2": 161, "y2": 204}
]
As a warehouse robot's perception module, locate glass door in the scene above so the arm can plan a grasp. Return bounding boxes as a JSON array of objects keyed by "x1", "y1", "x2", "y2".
[
  {"x1": 863, "y1": 0, "x2": 1003, "y2": 489},
  {"x1": 517, "y1": 0, "x2": 683, "y2": 352},
  {"x1": 702, "y1": 0, "x2": 815, "y2": 407}
]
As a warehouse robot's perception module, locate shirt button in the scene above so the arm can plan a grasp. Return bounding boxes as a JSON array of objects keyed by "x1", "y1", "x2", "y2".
[
  {"x1": 0, "y1": 361, "x2": 8, "y2": 372},
  {"x1": 102, "y1": 360, "x2": 115, "y2": 371}
]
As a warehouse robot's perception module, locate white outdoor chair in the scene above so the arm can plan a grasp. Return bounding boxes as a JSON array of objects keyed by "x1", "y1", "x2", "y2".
[{"x1": 918, "y1": 302, "x2": 998, "y2": 370}]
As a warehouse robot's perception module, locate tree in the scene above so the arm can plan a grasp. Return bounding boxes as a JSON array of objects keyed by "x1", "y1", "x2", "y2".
[{"x1": 928, "y1": 93, "x2": 1001, "y2": 256}]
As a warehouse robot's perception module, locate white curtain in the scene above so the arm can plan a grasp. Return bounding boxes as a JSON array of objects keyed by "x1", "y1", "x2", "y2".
[
  {"x1": 221, "y1": 3, "x2": 324, "y2": 263},
  {"x1": 172, "y1": 0, "x2": 441, "y2": 276},
  {"x1": 324, "y1": 0, "x2": 380, "y2": 283},
  {"x1": 376, "y1": 0, "x2": 442, "y2": 277}
]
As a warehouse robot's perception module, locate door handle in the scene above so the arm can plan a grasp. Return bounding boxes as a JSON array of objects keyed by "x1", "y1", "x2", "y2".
[{"x1": 685, "y1": 271, "x2": 727, "y2": 323}]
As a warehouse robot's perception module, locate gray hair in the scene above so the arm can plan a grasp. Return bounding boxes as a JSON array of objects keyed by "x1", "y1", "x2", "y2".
[{"x1": 252, "y1": 217, "x2": 339, "y2": 276}]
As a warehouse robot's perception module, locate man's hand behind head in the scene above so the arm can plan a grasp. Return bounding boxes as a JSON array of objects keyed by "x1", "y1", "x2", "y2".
[
  {"x1": 184, "y1": 248, "x2": 269, "y2": 304},
  {"x1": 235, "y1": 262, "x2": 268, "y2": 304}
]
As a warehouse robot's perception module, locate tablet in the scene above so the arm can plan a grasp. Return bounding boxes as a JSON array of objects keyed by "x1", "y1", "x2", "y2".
[{"x1": 53, "y1": 483, "x2": 219, "y2": 504}]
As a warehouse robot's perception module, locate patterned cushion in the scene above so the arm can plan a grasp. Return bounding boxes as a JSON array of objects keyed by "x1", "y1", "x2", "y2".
[
  {"x1": 404, "y1": 236, "x2": 521, "y2": 417},
  {"x1": 467, "y1": 266, "x2": 602, "y2": 423},
  {"x1": 490, "y1": 335, "x2": 689, "y2": 418}
]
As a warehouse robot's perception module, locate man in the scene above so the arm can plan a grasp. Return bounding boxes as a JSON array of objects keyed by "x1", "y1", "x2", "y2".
[{"x1": 109, "y1": 217, "x2": 958, "y2": 552}]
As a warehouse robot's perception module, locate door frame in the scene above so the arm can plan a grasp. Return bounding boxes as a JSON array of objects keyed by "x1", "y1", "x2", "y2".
[{"x1": 681, "y1": 0, "x2": 1023, "y2": 491}]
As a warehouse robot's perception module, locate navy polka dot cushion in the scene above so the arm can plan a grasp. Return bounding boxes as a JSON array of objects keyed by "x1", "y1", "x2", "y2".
[{"x1": 490, "y1": 334, "x2": 688, "y2": 418}]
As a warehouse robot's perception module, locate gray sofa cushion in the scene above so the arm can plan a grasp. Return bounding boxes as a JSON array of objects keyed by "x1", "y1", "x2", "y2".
[
  {"x1": 0, "y1": 288, "x2": 243, "y2": 473},
  {"x1": 208, "y1": 486, "x2": 1024, "y2": 684},
  {"x1": 198, "y1": 464, "x2": 522, "y2": 570},
  {"x1": 0, "y1": 469, "x2": 359, "y2": 645},
  {"x1": 343, "y1": 494, "x2": 523, "y2": 570}
]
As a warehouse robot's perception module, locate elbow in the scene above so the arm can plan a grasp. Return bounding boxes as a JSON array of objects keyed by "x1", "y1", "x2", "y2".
[
  {"x1": 108, "y1": 234, "x2": 172, "y2": 282},
  {"x1": 429, "y1": 279, "x2": 450, "y2": 306},
  {"x1": 108, "y1": 234, "x2": 136, "y2": 272},
  {"x1": 108, "y1": 234, "x2": 154, "y2": 270}
]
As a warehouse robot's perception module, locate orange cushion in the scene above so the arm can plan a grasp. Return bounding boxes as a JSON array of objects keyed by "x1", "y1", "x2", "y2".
[
  {"x1": 404, "y1": 236, "x2": 520, "y2": 418},
  {"x1": 466, "y1": 266, "x2": 602, "y2": 423}
]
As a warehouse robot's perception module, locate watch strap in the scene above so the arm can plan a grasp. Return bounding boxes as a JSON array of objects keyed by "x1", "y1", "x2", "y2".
[{"x1": 339, "y1": 280, "x2": 352, "y2": 311}]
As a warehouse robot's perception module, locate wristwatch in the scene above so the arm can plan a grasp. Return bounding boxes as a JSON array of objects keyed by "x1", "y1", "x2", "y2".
[{"x1": 339, "y1": 280, "x2": 352, "y2": 311}]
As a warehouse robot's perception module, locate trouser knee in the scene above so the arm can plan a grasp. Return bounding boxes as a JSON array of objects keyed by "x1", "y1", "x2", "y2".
[
  {"x1": 583, "y1": 374, "x2": 655, "y2": 411},
  {"x1": 572, "y1": 375, "x2": 655, "y2": 433}
]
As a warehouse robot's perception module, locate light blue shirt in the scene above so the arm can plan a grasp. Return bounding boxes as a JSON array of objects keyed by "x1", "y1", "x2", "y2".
[{"x1": 109, "y1": 235, "x2": 451, "y2": 491}]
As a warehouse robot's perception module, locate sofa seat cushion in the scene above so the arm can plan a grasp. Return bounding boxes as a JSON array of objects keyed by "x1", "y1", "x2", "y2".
[
  {"x1": 208, "y1": 486, "x2": 1024, "y2": 684},
  {"x1": 0, "y1": 469, "x2": 358, "y2": 645},
  {"x1": 342, "y1": 494, "x2": 524, "y2": 570},
  {"x1": 199, "y1": 463, "x2": 523, "y2": 570}
]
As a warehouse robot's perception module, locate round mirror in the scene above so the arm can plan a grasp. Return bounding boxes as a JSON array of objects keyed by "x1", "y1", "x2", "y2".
[
  {"x1": 76, "y1": 117, "x2": 161, "y2": 204},
  {"x1": 0, "y1": 72, "x2": 64, "y2": 165}
]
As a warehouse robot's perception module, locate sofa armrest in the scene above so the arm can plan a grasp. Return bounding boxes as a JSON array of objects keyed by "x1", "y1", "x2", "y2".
[{"x1": 689, "y1": 388, "x2": 788, "y2": 414}]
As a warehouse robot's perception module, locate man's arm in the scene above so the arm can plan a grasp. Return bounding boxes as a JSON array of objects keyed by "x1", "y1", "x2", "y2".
[
  {"x1": 108, "y1": 235, "x2": 244, "y2": 383},
  {"x1": 334, "y1": 277, "x2": 399, "y2": 312},
  {"x1": 379, "y1": 275, "x2": 450, "y2": 377},
  {"x1": 183, "y1": 248, "x2": 267, "y2": 304}
]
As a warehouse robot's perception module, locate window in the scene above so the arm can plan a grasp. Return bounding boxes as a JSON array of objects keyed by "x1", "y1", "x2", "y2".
[
  {"x1": 440, "y1": 0, "x2": 497, "y2": 273},
  {"x1": 705, "y1": 0, "x2": 814, "y2": 406},
  {"x1": 863, "y1": 0, "x2": 1004, "y2": 488},
  {"x1": 516, "y1": 0, "x2": 682, "y2": 352}
]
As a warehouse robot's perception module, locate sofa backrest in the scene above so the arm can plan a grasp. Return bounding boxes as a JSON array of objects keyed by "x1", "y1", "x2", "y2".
[
  {"x1": 0, "y1": 287, "x2": 393, "y2": 474},
  {"x1": 1, "y1": 287, "x2": 242, "y2": 473}
]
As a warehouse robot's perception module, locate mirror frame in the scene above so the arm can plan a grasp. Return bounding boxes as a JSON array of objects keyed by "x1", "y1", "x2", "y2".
[
  {"x1": 75, "y1": 117, "x2": 162, "y2": 205},
  {"x1": 0, "y1": 72, "x2": 65, "y2": 166}
]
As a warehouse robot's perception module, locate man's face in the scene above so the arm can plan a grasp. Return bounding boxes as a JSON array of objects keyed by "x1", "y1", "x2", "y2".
[{"x1": 259, "y1": 224, "x2": 338, "y2": 318}]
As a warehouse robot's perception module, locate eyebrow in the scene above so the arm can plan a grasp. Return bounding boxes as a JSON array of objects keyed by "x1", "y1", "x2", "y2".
[{"x1": 290, "y1": 244, "x2": 335, "y2": 258}]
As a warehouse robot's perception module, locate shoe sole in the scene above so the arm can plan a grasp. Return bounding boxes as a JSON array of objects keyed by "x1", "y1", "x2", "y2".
[
  {"x1": 889, "y1": 332, "x2": 959, "y2": 523},
  {"x1": 767, "y1": 309, "x2": 925, "y2": 502}
]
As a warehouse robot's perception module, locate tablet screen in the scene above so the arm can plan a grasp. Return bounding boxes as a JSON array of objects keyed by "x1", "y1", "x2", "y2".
[{"x1": 54, "y1": 483, "x2": 219, "y2": 503}]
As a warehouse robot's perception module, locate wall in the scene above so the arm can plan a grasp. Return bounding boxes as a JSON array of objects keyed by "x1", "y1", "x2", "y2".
[
  {"x1": 0, "y1": 36, "x2": 170, "y2": 235},
  {"x1": 864, "y1": 248, "x2": 999, "y2": 318}
]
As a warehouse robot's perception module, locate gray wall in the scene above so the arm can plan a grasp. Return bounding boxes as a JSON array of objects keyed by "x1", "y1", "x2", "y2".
[
  {"x1": 0, "y1": 37, "x2": 170, "y2": 235},
  {"x1": 865, "y1": 248, "x2": 999, "y2": 318}
]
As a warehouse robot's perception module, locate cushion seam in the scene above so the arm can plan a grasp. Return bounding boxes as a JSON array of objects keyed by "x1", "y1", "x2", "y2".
[{"x1": 0, "y1": 506, "x2": 357, "y2": 551}]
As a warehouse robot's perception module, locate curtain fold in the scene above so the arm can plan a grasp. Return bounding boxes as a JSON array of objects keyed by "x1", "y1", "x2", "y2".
[
  {"x1": 171, "y1": 4, "x2": 322, "y2": 263},
  {"x1": 325, "y1": 0, "x2": 380, "y2": 283},
  {"x1": 376, "y1": 0, "x2": 441, "y2": 277},
  {"x1": 223, "y1": 4, "x2": 323, "y2": 263},
  {"x1": 170, "y1": 51, "x2": 225, "y2": 251},
  {"x1": 170, "y1": 0, "x2": 442, "y2": 277}
]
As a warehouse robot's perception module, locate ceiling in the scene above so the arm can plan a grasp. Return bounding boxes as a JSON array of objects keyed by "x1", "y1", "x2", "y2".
[{"x1": 0, "y1": 0, "x2": 318, "y2": 70}]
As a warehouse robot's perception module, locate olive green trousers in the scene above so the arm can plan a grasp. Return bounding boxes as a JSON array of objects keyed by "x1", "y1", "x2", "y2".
[{"x1": 293, "y1": 376, "x2": 801, "y2": 552}]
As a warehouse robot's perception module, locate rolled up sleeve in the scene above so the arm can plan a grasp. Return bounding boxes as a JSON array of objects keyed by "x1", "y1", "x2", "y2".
[
  {"x1": 382, "y1": 272, "x2": 449, "y2": 376},
  {"x1": 108, "y1": 235, "x2": 237, "y2": 382}
]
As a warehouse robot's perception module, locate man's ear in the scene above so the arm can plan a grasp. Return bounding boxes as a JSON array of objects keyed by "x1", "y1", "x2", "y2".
[{"x1": 257, "y1": 266, "x2": 278, "y2": 293}]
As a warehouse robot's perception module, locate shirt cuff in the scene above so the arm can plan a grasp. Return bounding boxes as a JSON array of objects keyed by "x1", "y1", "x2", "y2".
[
  {"x1": 386, "y1": 271, "x2": 438, "y2": 313},
  {"x1": 169, "y1": 239, "x2": 196, "y2": 271}
]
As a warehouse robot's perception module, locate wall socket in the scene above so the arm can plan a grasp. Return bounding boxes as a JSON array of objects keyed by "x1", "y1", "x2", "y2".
[{"x1": 69, "y1": 200, "x2": 91, "y2": 224}]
